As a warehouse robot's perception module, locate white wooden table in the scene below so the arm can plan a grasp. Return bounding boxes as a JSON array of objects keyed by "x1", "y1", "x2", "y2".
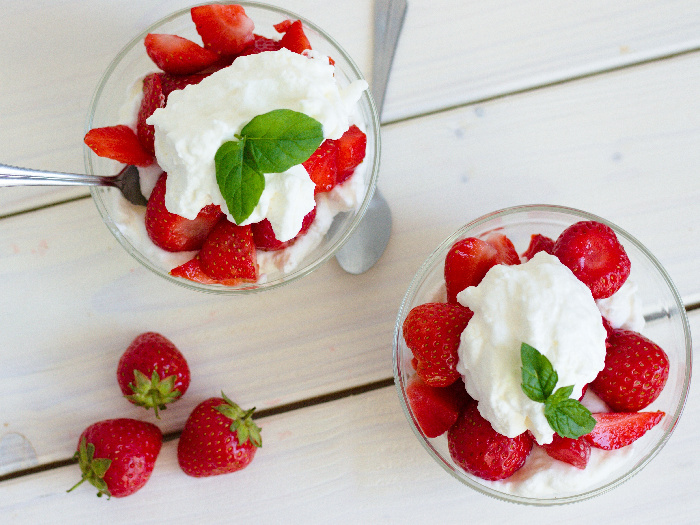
[{"x1": 1, "y1": 1, "x2": 699, "y2": 522}]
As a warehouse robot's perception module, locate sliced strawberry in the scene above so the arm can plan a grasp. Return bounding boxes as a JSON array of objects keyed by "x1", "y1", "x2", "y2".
[
  {"x1": 484, "y1": 232, "x2": 521, "y2": 265},
  {"x1": 333, "y1": 125, "x2": 367, "y2": 184},
  {"x1": 239, "y1": 34, "x2": 283, "y2": 56},
  {"x1": 158, "y1": 72, "x2": 208, "y2": 101},
  {"x1": 144, "y1": 33, "x2": 220, "y2": 75},
  {"x1": 448, "y1": 401, "x2": 533, "y2": 481},
  {"x1": 303, "y1": 140, "x2": 338, "y2": 194},
  {"x1": 251, "y1": 207, "x2": 316, "y2": 251},
  {"x1": 444, "y1": 238, "x2": 497, "y2": 303},
  {"x1": 274, "y1": 19, "x2": 312, "y2": 55},
  {"x1": 84, "y1": 125, "x2": 153, "y2": 167},
  {"x1": 145, "y1": 173, "x2": 223, "y2": 252},
  {"x1": 198, "y1": 219, "x2": 258, "y2": 282},
  {"x1": 136, "y1": 73, "x2": 166, "y2": 156},
  {"x1": 171, "y1": 257, "x2": 244, "y2": 286},
  {"x1": 406, "y1": 375, "x2": 468, "y2": 438},
  {"x1": 585, "y1": 411, "x2": 664, "y2": 450},
  {"x1": 191, "y1": 4, "x2": 255, "y2": 56},
  {"x1": 402, "y1": 302, "x2": 473, "y2": 387},
  {"x1": 522, "y1": 233, "x2": 555, "y2": 260},
  {"x1": 540, "y1": 434, "x2": 591, "y2": 469},
  {"x1": 552, "y1": 220, "x2": 631, "y2": 299},
  {"x1": 590, "y1": 329, "x2": 669, "y2": 412}
]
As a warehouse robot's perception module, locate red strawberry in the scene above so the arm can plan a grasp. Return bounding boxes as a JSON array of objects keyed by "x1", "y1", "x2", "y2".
[
  {"x1": 333, "y1": 125, "x2": 367, "y2": 184},
  {"x1": 540, "y1": 434, "x2": 591, "y2": 469},
  {"x1": 303, "y1": 140, "x2": 339, "y2": 194},
  {"x1": 136, "y1": 73, "x2": 166, "y2": 156},
  {"x1": 145, "y1": 173, "x2": 224, "y2": 252},
  {"x1": 448, "y1": 401, "x2": 533, "y2": 481},
  {"x1": 402, "y1": 302, "x2": 473, "y2": 387},
  {"x1": 585, "y1": 411, "x2": 664, "y2": 450},
  {"x1": 590, "y1": 329, "x2": 669, "y2": 412},
  {"x1": 239, "y1": 34, "x2": 283, "y2": 56},
  {"x1": 116, "y1": 332, "x2": 190, "y2": 418},
  {"x1": 84, "y1": 125, "x2": 154, "y2": 167},
  {"x1": 158, "y1": 72, "x2": 208, "y2": 101},
  {"x1": 144, "y1": 33, "x2": 220, "y2": 75},
  {"x1": 251, "y1": 207, "x2": 316, "y2": 251},
  {"x1": 552, "y1": 220, "x2": 631, "y2": 299},
  {"x1": 198, "y1": 219, "x2": 258, "y2": 282},
  {"x1": 68, "y1": 418, "x2": 162, "y2": 498},
  {"x1": 191, "y1": 4, "x2": 255, "y2": 56},
  {"x1": 177, "y1": 393, "x2": 262, "y2": 477},
  {"x1": 522, "y1": 233, "x2": 555, "y2": 260},
  {"x1": 275, "y1": 19, "x2": 312, "y2": 55},
  {"x1": 406, "y1": 374, "x2": 468, "y2": 438},
  {"x1": 484, "y1": 232, "x2": 521, "y2": 265},
  {"x1": 170, "y1": 256, "x2": 244, "y2": 286}
]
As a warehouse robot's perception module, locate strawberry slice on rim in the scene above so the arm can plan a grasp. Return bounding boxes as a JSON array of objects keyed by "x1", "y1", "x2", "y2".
[
  {"x1": 274, "y1": 19, "x2": 312, "y2": 54},
  {"x1": 144, "y1": 33, "x2": 220, "y2": 75},
  {"x1": 584, "y1": 411, "x2": 664, "y2": 450},
  {"x1": 191, "y1": 4, "x2": 255, "y2": 56},
  {"x1": 84, "y1": 125, "x2": 154, "y2": 167}
]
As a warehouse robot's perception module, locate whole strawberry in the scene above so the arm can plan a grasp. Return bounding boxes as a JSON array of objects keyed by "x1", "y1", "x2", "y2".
[
  {"x1": 117, "y1": 332, "x2": 191, "y2": 418},
  {"x1": 448, "y1": 401, "x2": 533, "y2": 481},
  {"x1": 177, "y1": 392, "x2": 262, "y2": 477},
  {"x1": 68, "y1": 418, "x2": 162, "y2": 498},
  {"x1": 402, "y1": 302, "x2": 473, "y2": 387},
  {"x1": 590, "y1": 328, "x2": 669, "y2": 412}
]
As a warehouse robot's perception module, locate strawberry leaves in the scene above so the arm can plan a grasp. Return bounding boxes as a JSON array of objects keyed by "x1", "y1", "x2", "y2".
[
  {"x1": 520, "y1": 343, "x2": 596, "y2": 439},
  {"x1": 215, "y1": 109, "x2": 323, "y2": 224}
]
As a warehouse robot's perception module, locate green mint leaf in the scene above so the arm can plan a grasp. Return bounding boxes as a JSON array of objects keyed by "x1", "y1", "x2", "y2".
[
  {"x1": 544, "y1": 394, "x2": 596, "y2": 439},
  {"x1": 240, "y1": 109, "x2": 324, "y2": 173},
  {"x1": 215, "y1": 139, "x2": 265, "y2": 224},
  {"x1": 520, "y1": 342, "x2": 558, "y2": 403}
]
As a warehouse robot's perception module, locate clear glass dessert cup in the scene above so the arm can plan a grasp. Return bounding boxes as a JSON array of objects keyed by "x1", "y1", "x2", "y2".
[
  {"x1": 393, "y1": 204, "x2": 692, "y2": 505},
  {"x1": 84, "y1": 2, "x2": 380, "y2": 294}
]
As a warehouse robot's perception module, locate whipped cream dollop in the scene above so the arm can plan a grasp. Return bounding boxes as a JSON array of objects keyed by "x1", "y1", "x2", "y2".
[
  {"x1": 456, "y1": 252, "x2": 608, "y2": 445},
  {"x1": 147, "y1": 48, "x2": 368, "y2": 242}
]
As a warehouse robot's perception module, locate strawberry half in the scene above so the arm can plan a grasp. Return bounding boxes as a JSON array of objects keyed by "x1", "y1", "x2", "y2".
[
  {"x1": 333, "y1": 125, "x2": 367, "y2": 184},
  {"x1": 171, "y1": 256, "x2": 244, "y2": 286},
  {"x1": 590, "y1": 329, "x2": 670, "y2": 412},
  {"x1": 406, "y1": 375, "x2": 469, "y2": 438},
  {"x1": 144, "y1": 33, "x2": 220, "y2": 75},
  {"x1": 540, "y1": 433, "x2": 591, "y2": 469},
  {"x1": 552, "y1": 220, "x2": 631, "y2": 299},
  {"x1": 136, "y1": 73, "x2": 166, "y2": 156},
  {"x1": 303, "y1": 140, "x2": 339, "y2": 194},
  {"x1": 522, "y1": 233, "x2": 555, "y2": 261},
  {"x1": 145, "y1": 173, "x2": 224, "y2": 252},
  {"x1": 585, "y1": 411, "x2": 664, "y2": 450},
  {"x1": 191, "y1": 4, "x2": 255, "y2": 56},
  {"x1": 402, "y1": 302, "x2": 473, "y2": 387},
  {"x1": 483, "y1": 232, "x2": 521, "y2": 265},
  {"x1": 448, "y1": 401, "x2": 533, "y2": 481},
  {"x1": 275, "y1": 19, "x2": 312, "y2": 54},
  {"x1": 84, "y1": 125, "x2": 154, "y2": 167},
  {"x1": 198, "y1": 219, "x2": 258, "y2": 282},
  {"x1": 251, "y1": 207, "x2": 317, "y2": 251}
]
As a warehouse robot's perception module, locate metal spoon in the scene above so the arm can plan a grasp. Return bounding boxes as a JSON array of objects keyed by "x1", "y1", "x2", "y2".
[
  {"x1": 335, "y1": 0, "x2": 407, "y2": 274},
  {"x1": 0, "y1": 163, "x2": 147, "y2": 206}
]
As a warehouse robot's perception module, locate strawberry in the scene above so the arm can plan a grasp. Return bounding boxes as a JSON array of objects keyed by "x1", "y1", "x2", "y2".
[
  {"x1": 198, "y1": 219, "x2": 258, "y2": 282},
  {"x1": 590, "y1": 329, "x2": 669, "y2": 412},
  {"x1": 521, "y1": 233, "x2": 555, "y2": 260},
  {"x1": 303, "y1": 140, "x2": 339, "y2": 194},
  {"x1": 158, "y1": 72, "x2": 208, "y2": 101},
  {"x1": 540, "y1": 434, "x2": 591, "y2": 469},
  {"x1": 585, "y1": 411, "x2": 664, "y2": 450},
  {"x1": 145, "y1": 173, "x2": 224, "y2": 252},
  {"x1": 136, "y1": 73, "x2": 165, "y2": 156},
  {"x1": 402, "y1": 302, "x2": 473, "y2": 387},
  {"x1": 251, "y1": 207, "x2": 316, "y2": 251},
  {"x1": 84, "y1": 125, "x2": 154, "y2": 167},
  {"x1": 144, "y1": 33, "x2": 220, "y2": 75},
  {"x1": 406, "y1": 375, "x2": 469, "y2": 438},
  {"x1": 116, "y1": 332, "x2": 190, "y2": 418},
  {"x1": 68, "y1": 418, "x2": 162, "y2": 498},
  {"x1": 170, "y1": 256, "x2": 244, "y2": 286},
  {"x1": 448, "y1": 401, "x2": 533, "y2": 481},
  {"x1": 483, "y1": 232, "x2": 521, "y2": 265},
  {"x1": 275, "y1": 19, "x2": 312, "y2": 55},
  {"x1": 239, "y1": 34, "x2": 282, "y2": 56},
  {"x1": 177, "y1": 393, "x2": 262, "y2": 477},
  {"x1": 191, "y1": 4, "x2": 255, "y2": 56},
  {"x1": 332, "y1": 125, "x2": 367, "y2": 184},
  {"x1": 552, "y1": 220, "x2": 631, "y2": 299}
]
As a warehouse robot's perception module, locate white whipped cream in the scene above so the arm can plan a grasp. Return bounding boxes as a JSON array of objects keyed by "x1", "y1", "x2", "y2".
[
  {"x1": 456, "y1": 252, "x2": 608, "y2": 445},
  {"x1": 596, "y1": 277, "x2": 645, "y2": 331},
  {"x1": 147, "y1": 48, "x2": 368, "y2": 242}
]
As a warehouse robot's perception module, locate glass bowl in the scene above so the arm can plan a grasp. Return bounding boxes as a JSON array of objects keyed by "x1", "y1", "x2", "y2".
[
  {"x1": 84, "y1": 2, "x2": 380, "y2": 294},
  {"x1": 393, "y1": 204, "x2": 692, "y2": 505}
]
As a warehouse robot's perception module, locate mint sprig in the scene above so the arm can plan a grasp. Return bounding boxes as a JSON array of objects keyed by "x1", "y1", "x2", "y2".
[
  {"x1": 215, "y1": 109, "x2": 324, "y2": 224},
  {"x1": 520, "y1": 342, "x2": 596, "y2": 439}
]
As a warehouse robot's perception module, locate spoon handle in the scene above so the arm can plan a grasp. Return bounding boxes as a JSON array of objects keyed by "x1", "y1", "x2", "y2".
[
  {"x1": 371, "y1": 0, "x2": 408, "y2": 117},
  {"x1": 0, "y1": 163, "x2": 108, "y2": 187}
]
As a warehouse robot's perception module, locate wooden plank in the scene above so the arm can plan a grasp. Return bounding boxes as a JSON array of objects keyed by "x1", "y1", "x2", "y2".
[
  {"x1": 3, "y1": 0, "x2": 700, "y2": 212},
  {"x1": 1, "y1": 310, "x2": 697, "y2": 523}
]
